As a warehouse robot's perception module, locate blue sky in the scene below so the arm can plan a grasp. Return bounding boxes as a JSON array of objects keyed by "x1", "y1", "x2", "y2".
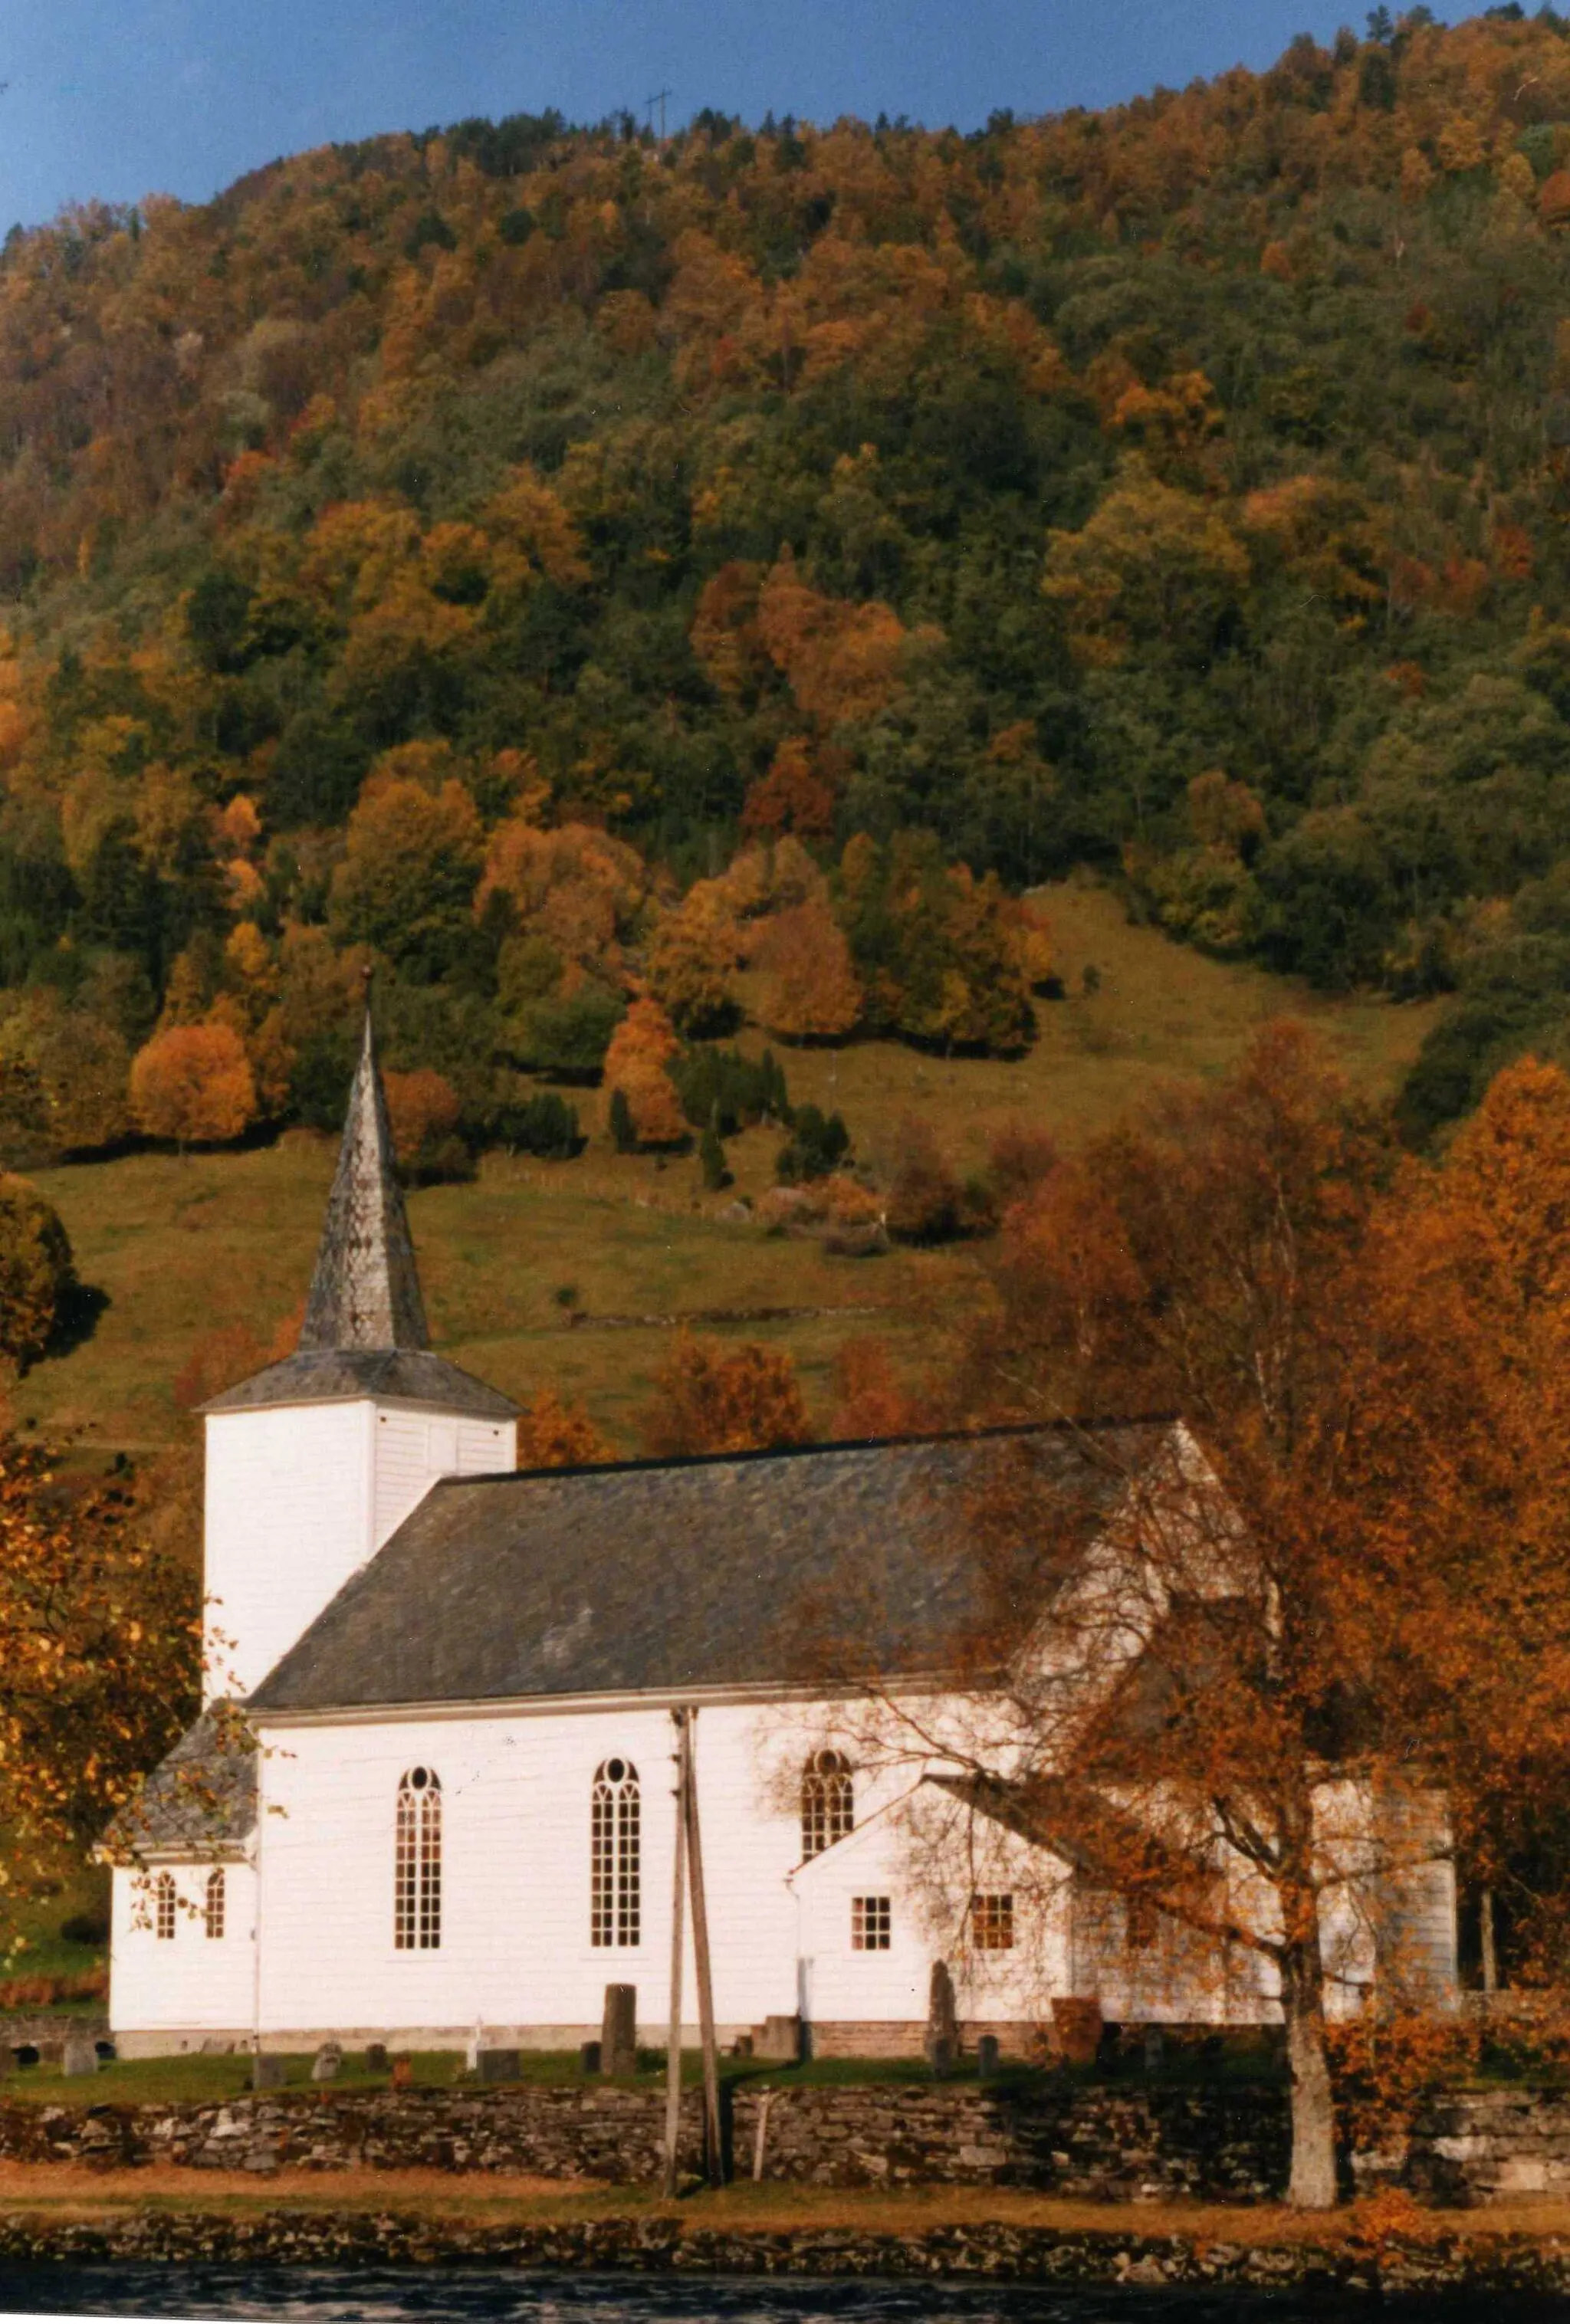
[{"x1": 1, "y1": 0, "x2": 1464, "y2": 233}]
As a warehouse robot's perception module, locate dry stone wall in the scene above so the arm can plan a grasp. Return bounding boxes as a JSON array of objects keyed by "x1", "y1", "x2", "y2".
[
  {"x1": 0, "y1": 2082, "x2": 1287, "y2": 2200},
  {"x1": 5, "y1": 2077, "x2": 1570, "y2": 2204}
]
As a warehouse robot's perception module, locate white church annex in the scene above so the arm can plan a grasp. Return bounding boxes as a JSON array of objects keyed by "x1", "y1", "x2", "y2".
[{"x1": 104, "y1": 1013, "x2": 1460, "y2": 2058}]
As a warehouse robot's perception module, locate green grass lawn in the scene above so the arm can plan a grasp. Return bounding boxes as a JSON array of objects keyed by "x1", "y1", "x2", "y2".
[
  {"x1": 0, "y1": 2039, "x2": 1289, "y2": 2109},
  {"x1": 13, "y1": 881, "x2": 1434, "y2": 1461}
]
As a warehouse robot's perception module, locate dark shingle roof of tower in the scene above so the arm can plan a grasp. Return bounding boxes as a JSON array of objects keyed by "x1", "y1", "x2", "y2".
[
  {"x1": 248, "y1": 1422, "x2": 1175, "y2": 1714},
  {"x1": 98, "y1": 1710, "x2": 258, "y2": 1860},
  {"x1": 202, "y1": 1346, "x2": 518, "y2": 1419},
  {"x1": 298, "y1": 1009, "x2": 428, "y2": 1353}
]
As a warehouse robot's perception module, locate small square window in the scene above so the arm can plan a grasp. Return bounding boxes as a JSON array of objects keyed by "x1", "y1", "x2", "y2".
[
  {"x1": 852, "y1": 1895, "x2": 891, "y2": 1951},
  {"x1": 971, "y1": 1892, "x2": 1014, "y2": 1951}
]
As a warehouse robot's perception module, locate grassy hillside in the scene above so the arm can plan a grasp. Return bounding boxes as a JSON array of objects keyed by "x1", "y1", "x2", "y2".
[{"x1": 18, "y1": 885, "x2": 1434, "y2": 1457}]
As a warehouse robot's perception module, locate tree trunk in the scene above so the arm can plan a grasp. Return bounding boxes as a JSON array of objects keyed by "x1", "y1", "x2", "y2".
[{"x1": 1279, "y1": 1919, "x2": 1338, "y2": 2209}]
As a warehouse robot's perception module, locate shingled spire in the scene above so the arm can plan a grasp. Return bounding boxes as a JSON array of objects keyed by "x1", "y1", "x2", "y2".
[{"x1": 297, "y1": 1006, "x2": 429, "y2": 1353}]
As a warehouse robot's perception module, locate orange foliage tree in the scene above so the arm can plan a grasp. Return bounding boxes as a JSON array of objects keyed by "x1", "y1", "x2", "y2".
[
  {"x1": 753, "y1": 896, "x2": 862, "y2": 1041},
  {"x1": 383, "y1": 1067, "x2": 462, "y2": 1170},
  {"x1": 741, "y1": 737, "x2": 837, "y2": 839},
  {"x1": 517, "y1": 1388, "x2": 614, "y2": 1470},
  {"x1": 828, "y1": 1336, "x2": 927, "y2": 1440},
  {"x1": 639, "y1": 1332, "x2": 811, "y2": 1457},
  {"x1": 130, "y1": 1020, "x2": 257, "y2": 1148},
  {"x1": 754, "y1": 549, "x2": 912, "y2": 728},
  {"x1": 809, "y1": 1027, "x2": 1570, "y2": 2208},
  {"x1": 601, "y1": 996, "x2": 686, "y2": 1147}
]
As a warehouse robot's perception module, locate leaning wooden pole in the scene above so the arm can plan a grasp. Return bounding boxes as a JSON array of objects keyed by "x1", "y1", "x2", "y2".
[
  {"x1": 662, "y1": 1709, "x2": 689, "y2": 2198},
  {"x1": 682, "y1": 1710, "x2": 724, "y2": 2185}
]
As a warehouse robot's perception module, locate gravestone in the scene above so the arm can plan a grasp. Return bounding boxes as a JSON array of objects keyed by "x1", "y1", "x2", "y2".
[
  {"x1": 62, "y1": 2034, "x2": 98, "y2": 2078},
  {"x1": 601, "y1": 1984, "x2": 637, "y2": 2078},
  {"x1": 1143, "y1": 2026, "x2": 1165, "y2": 2075},
  {"x1": 364, "y1": 2043, "x2": 389, "y2": 2072},
  {"x1": 579, "y1": 2040, "x2": 601, "y2": 2075},
  {"x1": 977, "y1": 2034, "x2": 1001, "y2": 2080},
  {"x1": 310, "y1": 2041, "x2": 343, "y2": 2083},
  {"x1": 1051, "y1": 1996, "x2": 1102, "y2": 2066},
  {"x1": 924, "y1": 1960, "x2": 958, "y2": 2076},
  {"x1": 755, "y1": 2015, "x2": 800, "y2": 2063},
  {"x1": 391, "y1": 2058, "x2": 412, "y2": 2089},
  {"x1": 476, "y1": 2047, "x2": 521, "y2": 2084},
  {"x1": 251, "y1": 2053, "x2": 285, "y2": 2090}
]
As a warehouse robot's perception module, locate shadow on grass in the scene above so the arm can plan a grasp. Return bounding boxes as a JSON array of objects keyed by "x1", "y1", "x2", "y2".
[{"x1": 45, "y1": 1280, "x2": 110, "y2": 1364}]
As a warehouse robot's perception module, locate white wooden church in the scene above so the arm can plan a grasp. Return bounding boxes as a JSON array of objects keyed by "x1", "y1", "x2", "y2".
[{"x1": 105, "y1": 1018, "x2": 1458, "y2": 2058}]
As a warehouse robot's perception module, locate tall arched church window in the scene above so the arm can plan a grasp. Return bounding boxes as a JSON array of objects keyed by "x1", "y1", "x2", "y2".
[
  {"x1": 591, "y1": 1758, "x2": 640, "y2": 1947},
  {"x1": 204, "y1": 1868, "x2": 226, "y2": 1941},
  {"x1": 801, "y1": 1749, "x2": 854, "y2": 1860},
  {"x1": 395, "y1": 1766, "x2": 442, "y2": 1950},
  {"x1": 155, "y1": 1872, "x2": 176, "y2": 1942}
]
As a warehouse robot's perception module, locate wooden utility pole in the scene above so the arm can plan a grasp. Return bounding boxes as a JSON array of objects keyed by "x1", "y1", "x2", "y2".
[
  {"x1": 682, "y1": 1710, "x2": 724, "y2": 2184},
  {"x1": 662, "y1": 1710, "x2": 690, "y2": 2198}
]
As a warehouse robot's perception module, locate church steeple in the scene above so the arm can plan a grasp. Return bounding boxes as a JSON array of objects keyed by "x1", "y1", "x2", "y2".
[{"x1": 297, "y1": 1006, "x2": 429, "y2": 1354}]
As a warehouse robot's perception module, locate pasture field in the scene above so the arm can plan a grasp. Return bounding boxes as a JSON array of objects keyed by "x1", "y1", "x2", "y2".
[{"x1": 16, "y1": 884, "x2": 1436, "y2": 1459}]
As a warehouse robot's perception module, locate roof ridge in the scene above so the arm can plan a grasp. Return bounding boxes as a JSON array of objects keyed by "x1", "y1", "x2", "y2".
[{"x1": 433, "y1": 1413, "x2": 1183, "y2": 1489}]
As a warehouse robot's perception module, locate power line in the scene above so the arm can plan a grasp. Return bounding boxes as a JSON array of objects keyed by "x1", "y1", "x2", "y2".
[{"x1": 643, "y1": 87, "x2": 672, "y2": 140}]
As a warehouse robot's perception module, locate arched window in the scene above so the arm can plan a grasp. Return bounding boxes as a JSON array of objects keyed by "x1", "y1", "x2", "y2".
[
  {"x1": 155, "y1": 1873, "x2": 176, "y2": 1942},
  {"x1": 801, "y1": 1750, "x2": 854, "y2": 1860},
  {"x1": 204, "y1": 1869, "x2": 226, "y2": 1942},
  {"x1": 395, "y1": 1766, "x2": 442, "y2": 1950},
  {"x1": 591, "y1": 1758, "x2": 640, "y2": 1948}
]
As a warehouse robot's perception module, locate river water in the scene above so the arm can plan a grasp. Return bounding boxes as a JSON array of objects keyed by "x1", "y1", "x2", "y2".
[{"x1": 2, "y1": 2270, "x2": 1568, "y2": 2322}]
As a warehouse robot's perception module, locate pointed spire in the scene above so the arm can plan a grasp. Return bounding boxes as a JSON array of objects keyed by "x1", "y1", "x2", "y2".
[{"x1": 297, "y1": 997, "x2": 429, "y2": 1354}]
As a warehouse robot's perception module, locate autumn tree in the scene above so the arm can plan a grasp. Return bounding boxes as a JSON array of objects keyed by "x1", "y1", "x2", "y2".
[
  {"x1": 808, "y1": 1026, "x2": 1570, "y2": 2208},
  {"x1": 517, "y1": 1388, "x2": 613, "y2": 1470},
  {"x1": 328, "y1": 776, "x2": 484, "y2": 981},
  {"x1": 836, "y1": 832, "x2": 1034, "y2": 1055},
  {"x1": 601, "y1": 996, "x2": 686, "y2": 1147},
  {"x1": 0, "y1": 996, "x2": 132, "y2": 1163},
  {"x1": 644, "y1": 881, "x2": 739, "y2": 1036},
  {"x1": 172, "y1": 1299, "x2": 302, "y2": 1413},
  {"x1": 754, "y1": 896, "x2": 862, "y2": 1042},
  {"x1": 0, "y1": 1176, "x2": 77, "y2": 1370},
  {"x1": 829, "y1": 1335, "x2": 927, "y2": 1439},
  {"x1": 130, "y1": 1019, "x2": 257, "y2": 1149},
  {"x1": 741, "y1": 737, "x2": 837, "y2": 839},
  {"x1": 383, "y1": 1066, "x2": 463, "y2": 1173},
  {"x1": 639, "y1": 1332, "x2": 811, "y2": 1457},
  {"x1": 0, "y1": 1437, "x2": 198, "y2": 1919}
]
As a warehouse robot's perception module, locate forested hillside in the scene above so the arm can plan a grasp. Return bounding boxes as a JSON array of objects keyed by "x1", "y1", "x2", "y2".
[{"x1": 1, "y1": 7, "x2": 1569, "y2": 1151}]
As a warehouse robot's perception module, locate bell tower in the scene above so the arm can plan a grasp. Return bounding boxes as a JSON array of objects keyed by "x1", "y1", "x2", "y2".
[{"x1": 200, "y1": 1009, "x2": 518, "y2": 1702}]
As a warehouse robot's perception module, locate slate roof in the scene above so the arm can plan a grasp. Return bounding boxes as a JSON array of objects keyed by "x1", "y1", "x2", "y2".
[
  {"x1": 299, "y1": 1007, "x2": 428, "y2": 1354},
  {"x1": 203, "y1": 1347, "x2": 518, "y2": 1420},
  {"x1": 248, "y1": 1422, "x2": 1175, "y2": 1715},
  {"x1": 100, "y1": 1709, "x2": 258, "y2": 1861}
]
